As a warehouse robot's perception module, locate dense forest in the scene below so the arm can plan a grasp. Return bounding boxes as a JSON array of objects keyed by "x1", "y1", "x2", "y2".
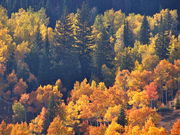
[
  {"x1": 1, "y1": 0, "x2": 180, "y2": 26},
  {"x1": 0, "y1": 0, "x2": 179, "y2": 135}
]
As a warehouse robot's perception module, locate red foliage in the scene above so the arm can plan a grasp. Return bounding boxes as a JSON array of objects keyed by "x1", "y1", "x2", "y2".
[{"x1": 145, "y1": 82, "x2": 158, "y2": 101}]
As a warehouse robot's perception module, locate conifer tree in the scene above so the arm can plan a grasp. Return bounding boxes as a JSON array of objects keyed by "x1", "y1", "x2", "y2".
[
  {"x1": 116, "y1": 47, "x2": 135, "y2": 71},
  {"x1": 51, "y1": 14, "x2": 81, "y2": 89},
  {"x1": 155, "y1": 23, "x2": 170, "y2": 60},
  {"x1": 168, "y1": 35, "x2": 180, "y2": 62},
  {"x1": 154, "y1": 15, "x2": 170, "y2": 60},
  {"x1": 123, "y1": 21, "x2": 134, "y2": 47},
  {"x1": 79, "y1": 1, "x2": 91, "y2": 25},
  {"x1": 162, "y1": 9, "x2": 177, "y2": 35},
  {"x1": 139, "y1": 16, "x2": 150, "y2": 44},
  {"x1": 55, "y1": 15, "x2": 74, "y2": 49},
  {"x1": 93, "y1": 27, "x2": 110, "y2": 80},
  {"x1": 43, "y1": 96, "x2": 58, "y2": 134},
  {"x1": 117, "y1": 107, "x2": 127, "y2": 127},
  {"x1": 26, "y1": 31, "x2": 44, "y2": 80},
  {"x1": 92, "y1": 15, "x2": 115, "y2": 81},
  {"x1": 38, "y1": 38, "x2": 51, "y2": 85},
  {"x1": 74, "y1": 9, "x2": 94, "y2": 80}
]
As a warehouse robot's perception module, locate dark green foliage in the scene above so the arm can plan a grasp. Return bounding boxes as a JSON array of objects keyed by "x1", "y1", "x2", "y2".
[
  {"x1": 117, "y1": 107, "x2": 127, "y2": 127},
  {"x1": 50, "y1": 15, "x2": 81, "y2": 90},
  {"x1": 139, "y1": 16, "x2": 150, "y2": 44},
  {"x1": 92, "y1": 15, "x2": 115, "y2": 82},
  {"x1": 1, "y1": 0, "x2": 179, "y2": 27},
  {"x1": 74, "y1": 9, "x2": 94, "y2": 80},
  {"x1": 162, "y1": 9, "x2": 177, "y2": 35},
  {"x1": 155, "y1": 32, "x2": 170, "y2": 60},
  {"x1": 43, "y1": 96, "x2": 59, "y2": 134},
  {"x1": 123, "y1": 21, "x2": 134, "y2": 47},
  {"x1": 155, "y1": 12, "x2": 173, "y2": 60},
  {"x1": 0, "y1": 1, "x2": 179, "y2": 132},
  {"x1": 54, "y1": 16, "x2": 74, "y2": 48},
  {"x1": 0, "y1": 1, "x2": 177, "y2": 91},
  {"x1": 116, "y1": 48, "x2": 135, "y2": 71},
  {"x1": 25, "y1": 31, "x2": 51, "y2": 85}
]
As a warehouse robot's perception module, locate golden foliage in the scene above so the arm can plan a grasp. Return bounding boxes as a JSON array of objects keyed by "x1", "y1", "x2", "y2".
[
  {"x1": 127, "y1": 107, "x2": 161, "y2": 127},
  {"x1": 105, "y1": 121, "x2": 123, "y2": 135},
  {"x1": 29, "y1": 107, "x2": 47, "y2": 134},
  {"x1": 0, "y1": 121, "x2": 12, "y2": 135},
  {"x1": 87, "y1": 124, "x2": 106, "y2": 135},
  {"x1": 47, "y1": 116, "x2": 74, "y2": 135},
  {"x1": 171, "y1": 120, "x2": 180, "y2": 135},
  {"x1": 128, "y1": 90, "x2": 149, "y2": 108},
  {"x1": 10, "y1": 123, "x2": 32, "y2": 135}
]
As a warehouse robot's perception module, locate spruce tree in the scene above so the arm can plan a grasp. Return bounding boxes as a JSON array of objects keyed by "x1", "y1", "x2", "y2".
[
  {"x1": 43, "y1": 96, "x2": 58, "y2": 134},
  {"x1": 117, "y1": 107, "x2": 127, "y2": 127},
  {"x1": 93, "y1": 27, "x2": 110, "y2": 79},
  {"x1": 80, "y1": 0, "x2": 91, "y2": 25},
  {"x1": 168, "y1": 36, "x2": 180, "y2": 62},
  {"x1": 54, "y1": 15, "x2": 74, "y2": 49},
  {"x1": 26, "y1": 31, "x2": 43, "y2": 79},
  {"x1": 57, "y1": 25, "x2": 74, "y2": 64},
  {"x1": 163, "y1": 9, "x2": 173, "y2": 33},
  {"x1": 155, "y1": 32, "x2": 170, "y2": 60},
  {"x1": 51, "y1": 14, "x2": 81, "y2": 90},
  {"x1": 117, "y1": 47, "x2": 135, "y2": 71},
  {"x1": 38, "y1": 38, "x2": 51, "y2": 85},
  {"x1": 139, "y1": 16, "x2": 150, "y2": 44},
  {"x1": 123, "y1": 21, "x2": 134, "y2": 47},
  {"x1": 155, "y1": 17, "x2": 170, "y2": 60},
  {"x1": 74, "y1": 9, "x2": 94, "y2": 80},
  {"x1": 92, "y1": 15, "x2": 115, "y2": 81}
]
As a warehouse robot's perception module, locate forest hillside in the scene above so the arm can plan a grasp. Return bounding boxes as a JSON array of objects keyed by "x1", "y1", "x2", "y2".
[{"x1": 0, "y1": 0, "x2": 179, "y2": 135}]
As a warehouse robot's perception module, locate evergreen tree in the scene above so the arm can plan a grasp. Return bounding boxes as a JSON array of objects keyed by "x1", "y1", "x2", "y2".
[
  {"x1": 93, "y1": 28, "x2": 110, "y2": 80},
  {"x1": 38, "y1": 37, "x2": 51, "y2": 85},
  {"x1": 92, "y1": 15, "x2": 115, "y2": 81},
  {"x1": 162, "y1": 9, "x2": 177, "y2": 34},
  {"x1": 168, "y1": 36, "x2": 180, "y2": 62},
  {"x1": 74, "y1": 9, "x2": 94, "y2": 80},
  {"x1": 55, "y1": 15, "x2": 75, "y2": 49},
  {"x1": 46, "y1": 0, "x2": 62, "y2": 26},
  {"x1": 155, "y1": 32, "x2": 170, "y2": 60},
  {"x1": 117, "y1": 107, "x2": 127, "y2": 127},
  {"x1": 139, "y1": 16, "x2": 150, "y2": 44},
  {"x1": 123, "y1": 21, "x2": 134, "y2": 47},
  {"x1": 79, "y1": 0, "x2": 91, "y2": 25},
  {"x1": 43, "y1": 96, "x2": 58, "y2": 134},
  {"x1": 116, "y1": 47, "x2": 135, "y2": 71},
  {"x1": 61, "y1": 0, "x2": 68, "y2": 19},
  {"x1": 26, "y1": 31, "x2": 43, "y2": 80},
  {"x1": 50, "y1": 14, "x2": 81, "y2": 90},
  {"x1": 155, "y1": 17, "x2": 170, "y2": 60},
  {"x1": 158, "y1": 9, "x2": 177, "y2": 35}
]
